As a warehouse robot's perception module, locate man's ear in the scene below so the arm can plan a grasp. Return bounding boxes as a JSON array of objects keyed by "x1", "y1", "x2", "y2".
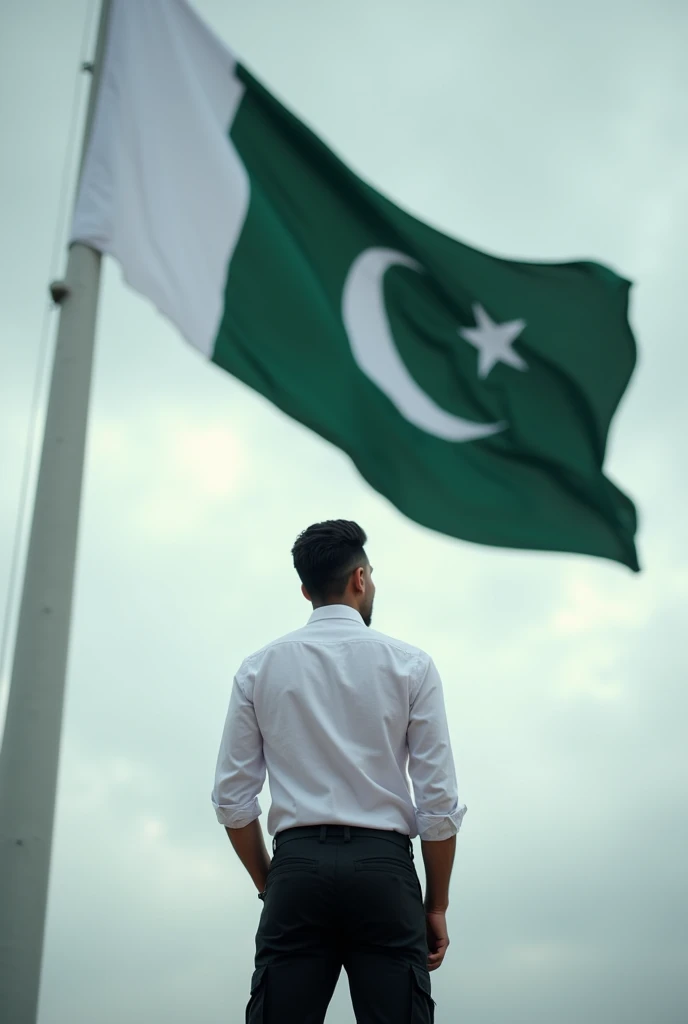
[
  {"x1": 301, "y1": 583, "x2": 311, "y2": 601},
  {"x1": 352, "y1": 567, "x2": 365, "y2": 594}
]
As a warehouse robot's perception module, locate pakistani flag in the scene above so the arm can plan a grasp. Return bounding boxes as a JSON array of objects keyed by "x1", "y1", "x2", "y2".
[{"x1": 72, "y1": 0, "x2": 639, "y2": 571}]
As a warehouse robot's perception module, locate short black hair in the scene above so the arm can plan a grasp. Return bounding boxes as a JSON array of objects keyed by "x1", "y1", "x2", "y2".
[{"x1": 292, "y1": 520, "x2": 368, "y2": 601}]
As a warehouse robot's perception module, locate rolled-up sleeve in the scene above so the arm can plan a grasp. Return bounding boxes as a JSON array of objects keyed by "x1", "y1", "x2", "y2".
[
  {"x1": 211, "y1": 666, "x2": 265, "y2": 829},
  {"x1": 407, "y1": 656, "x2": 467, "y2": 841}
]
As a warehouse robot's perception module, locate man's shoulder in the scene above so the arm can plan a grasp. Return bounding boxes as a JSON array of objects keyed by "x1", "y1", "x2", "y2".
[
  {"x1": 363, "y1": 626, "x2": 429, "y2": 662},
  {"x1": 238, "y1": 625, "x2": 306, "y2": 669}
]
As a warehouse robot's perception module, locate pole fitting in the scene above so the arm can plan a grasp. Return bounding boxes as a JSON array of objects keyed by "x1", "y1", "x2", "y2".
[
  {"x1": 49, "y1": 281, "x2": 71, "y2": 306},
  {"x1": 81, "y1": 61, "x2": 95, "y2": 74}
]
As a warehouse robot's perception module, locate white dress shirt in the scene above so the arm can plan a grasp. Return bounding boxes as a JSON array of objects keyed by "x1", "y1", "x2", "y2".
[{"x1": 211, "y1": 605, "x2": 466, "y2": 841}]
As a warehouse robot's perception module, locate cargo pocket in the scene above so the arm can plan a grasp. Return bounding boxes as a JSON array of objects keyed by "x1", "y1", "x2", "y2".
[
  {"x1": 410, "y1": 964, "x2": 436, "y2": 1022},
  {"x1": 245, "y1": 964, "x2": 267, "y2": 1023}
]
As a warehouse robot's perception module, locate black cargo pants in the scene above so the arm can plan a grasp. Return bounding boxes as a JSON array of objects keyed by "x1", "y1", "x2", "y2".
[{"x1": 246, "y1": 824, "x2": 436, "y2": 1023}]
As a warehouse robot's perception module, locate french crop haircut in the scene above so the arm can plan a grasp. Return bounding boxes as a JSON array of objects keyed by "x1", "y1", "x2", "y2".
[{"x1": 292, "y1": 520, "x2": 368, "y2": 601}]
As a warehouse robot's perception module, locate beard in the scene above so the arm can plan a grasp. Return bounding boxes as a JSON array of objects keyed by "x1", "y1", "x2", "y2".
[{"x1": 361, "y1": 599, "x2": 374, "y2": 628}]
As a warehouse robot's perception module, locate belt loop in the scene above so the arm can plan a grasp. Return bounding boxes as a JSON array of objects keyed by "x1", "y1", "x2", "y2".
[
  {"x1": 344, "y1": 826, "x2": 350, "y2": 843},
  {"x1": 408, "y1": 837, "x2": 414, "y2": 860},
  {"x1": 319, "y1": 825, "x2": 327, "y2": 843},
  {"x1": 272, "y1": 836, "x2": 277, "y2": 854}
]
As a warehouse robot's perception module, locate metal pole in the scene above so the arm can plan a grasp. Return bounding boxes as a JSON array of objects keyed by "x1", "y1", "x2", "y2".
[{"x1": 0, "y1": 2, "x2": 111, "y2": 1020}]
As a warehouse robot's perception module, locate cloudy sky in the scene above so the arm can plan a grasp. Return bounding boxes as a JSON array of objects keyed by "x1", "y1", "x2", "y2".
[{"x1": 1, "y1": 0, "x2": 687, "y2": 1021}]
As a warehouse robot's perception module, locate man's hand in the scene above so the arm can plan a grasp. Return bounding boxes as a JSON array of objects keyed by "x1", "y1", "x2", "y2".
[{"x1": 425, "y1": 908, "x2": 450, "y2": 971}]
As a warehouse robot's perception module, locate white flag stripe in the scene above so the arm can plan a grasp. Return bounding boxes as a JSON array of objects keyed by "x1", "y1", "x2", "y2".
[{"x1": 71, "y1": 0, "x2": 249, "y2": 357}]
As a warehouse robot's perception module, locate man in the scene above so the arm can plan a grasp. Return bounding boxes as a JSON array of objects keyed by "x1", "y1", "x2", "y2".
[{"x1": 212, "y1": 520, "x2": 466, "y2": 1022}]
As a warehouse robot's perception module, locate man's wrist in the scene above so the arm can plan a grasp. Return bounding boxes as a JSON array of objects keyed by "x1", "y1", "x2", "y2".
[{"x1": 424, "y1": 897, "x2": 449, "y2": 912}]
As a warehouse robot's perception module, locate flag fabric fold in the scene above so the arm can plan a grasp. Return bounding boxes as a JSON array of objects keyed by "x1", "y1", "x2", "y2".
[{"x1": 72, "y1": 0, "x2": 639, "y2": 570}]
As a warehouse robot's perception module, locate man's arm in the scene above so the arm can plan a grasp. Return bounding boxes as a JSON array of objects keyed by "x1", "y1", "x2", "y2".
[
  {"x1": 212, "y1": 670, "x2": 271, "y2": 889},
  {"x1": 407, "y1": 656, "x2": 466, "y2": 904},
  {"x1": 225, "y1": 819, "x2": 271, "y2": 893},
  {"x1": 421, "y1": 833, "x2": 456, "y2": 911}
]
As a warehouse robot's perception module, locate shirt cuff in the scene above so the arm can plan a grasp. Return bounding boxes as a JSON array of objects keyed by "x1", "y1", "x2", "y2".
[
  {"x1": 416, "y1": 803, "x2": 467, "y2": 841},
  {"x1": 212, "y1": 796, "x2": 262, "y2": 829}
]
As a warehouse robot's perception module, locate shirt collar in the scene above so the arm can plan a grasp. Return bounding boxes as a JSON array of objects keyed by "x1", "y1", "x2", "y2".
[{"x1": 308, "y1": 604, "x2": 365, "y2": 626}]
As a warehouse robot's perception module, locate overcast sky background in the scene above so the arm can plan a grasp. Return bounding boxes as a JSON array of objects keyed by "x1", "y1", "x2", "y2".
[{"x1": 1, "y1": 1, "x2": 687, "y2": 1022}]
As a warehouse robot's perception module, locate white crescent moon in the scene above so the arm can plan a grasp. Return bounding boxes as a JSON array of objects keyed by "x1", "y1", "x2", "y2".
[{"x1": 342, "y1": 248, "x2": 505, "y2": 442}]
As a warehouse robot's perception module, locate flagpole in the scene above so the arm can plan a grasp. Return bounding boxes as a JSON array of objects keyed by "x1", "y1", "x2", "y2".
[{"x1": 0, "y1": 2, "x2": 111, "y2": 1021}]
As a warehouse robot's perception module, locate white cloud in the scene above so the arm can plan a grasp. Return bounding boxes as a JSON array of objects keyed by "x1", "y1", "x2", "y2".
[{"x1": 87, "y1": 411, "x2": 246, "y2": 544}]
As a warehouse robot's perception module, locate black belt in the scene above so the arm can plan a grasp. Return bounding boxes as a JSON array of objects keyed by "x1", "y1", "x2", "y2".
[{"x1": 273, "y1": 824, "x2": 412, "y2": 854}]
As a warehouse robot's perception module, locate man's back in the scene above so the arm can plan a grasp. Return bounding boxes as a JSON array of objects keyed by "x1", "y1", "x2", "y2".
[{"x1": 212, "y1": 604, "x2": 465, "y2": 843}]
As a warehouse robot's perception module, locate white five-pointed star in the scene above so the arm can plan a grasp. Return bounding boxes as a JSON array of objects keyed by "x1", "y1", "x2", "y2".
[{"x1": 459, "y1": 303, "x2": 528, "y2": 379}]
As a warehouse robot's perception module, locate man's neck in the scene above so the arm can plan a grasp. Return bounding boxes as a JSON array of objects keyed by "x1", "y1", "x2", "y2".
[{"x1": 312, "y1": 598, "x2": 359, "y2": 613}]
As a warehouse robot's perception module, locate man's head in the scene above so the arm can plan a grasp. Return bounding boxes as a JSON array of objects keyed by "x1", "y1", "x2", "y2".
[{"x1": 291, "y1": 520, "x2": 375, "y2": 626}]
